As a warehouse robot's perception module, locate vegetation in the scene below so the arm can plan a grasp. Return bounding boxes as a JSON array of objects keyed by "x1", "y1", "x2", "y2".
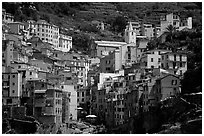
[
  {"x1": 147, "y1": 24, "x2": 202, "y2": 95},
  {"x1": 3, "y1": 2, "x2": 202, "y2": 94}
]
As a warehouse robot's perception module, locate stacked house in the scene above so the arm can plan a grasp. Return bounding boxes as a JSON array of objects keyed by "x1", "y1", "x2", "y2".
[
  {"x1": 2, "y1": 7, "x2": 191, "y2": 133},
  {"x1": 2, "y1": 8, "x2": 90, "y2": 133}
]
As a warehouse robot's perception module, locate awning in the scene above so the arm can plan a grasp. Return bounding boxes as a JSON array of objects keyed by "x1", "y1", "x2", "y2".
[
  {"x1": 86, "y1": 115, "x2": 97, "y2": 118},
  {"x1": 77, "y1": 107, "x2": 83, "y2": 110}
]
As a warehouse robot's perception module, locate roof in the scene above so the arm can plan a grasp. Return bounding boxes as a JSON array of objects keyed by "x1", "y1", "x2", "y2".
[
  {"x1": 156, "y1": 74, "x2": 179, "y2": 81},
  {"x1": 95, "y1": 41, "x2": 127, "y2": 47},
  {"x1": 34, "y1": 89, "x2": 46, "y2": 93},
  {"x1": 8, "y1": 22, "x2": 25, "y2": 25},
  {"x1": 161, "y1": 51, "x2": 187, "y2": 55}
]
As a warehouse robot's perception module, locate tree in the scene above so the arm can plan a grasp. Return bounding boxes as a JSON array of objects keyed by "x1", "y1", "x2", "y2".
[
  {"x1": 165, "y1": 24, "x2": 176, "y2": 43},
  {"x1": 112, "y1": 16, "x2": 127, "y2": 33},
  {"x1": 72, "y1": 33, "x2": 91, "y2": 53},
  {"x1": 181, "y1": 65, "x2": 202, "y2": 94}
]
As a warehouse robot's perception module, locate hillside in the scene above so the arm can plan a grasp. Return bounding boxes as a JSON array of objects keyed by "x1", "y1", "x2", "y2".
[{"x1": 2, "y1": 2, "x2": 202, "y2": 52}]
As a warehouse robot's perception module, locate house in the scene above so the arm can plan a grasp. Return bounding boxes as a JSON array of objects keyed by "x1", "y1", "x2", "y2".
[
  {"x1": 2, "y1": 40, "x2": 15, "y2": 68},
  {"x1": 59, "y1": 33, "x2": 72, "y2": 52},
  {"x1": 35, "y1": 20, "x2": 59, "y2": 48},
  {"x1": 140, "y1": 49, "x2": 171, "y2": 69},
  {"x1": 2, "y1": 8, "x2": 14, "y2": 23},
  {"x1": 160, "y1": 13, "x2": 192, "y2": 34},
  {"x1": 161, "y1": 52, "x2": 187, "y2": 76},
  {"x1": 34, "y1": 88, "x2": 63, "y2": 128},
  {"x1": 153, "y1": 74, "x2": 181, "y2": 102},
  {"x1": 94, "y1": 40, "x2": 127, "y2": 58},
  {"x1": 8, "y1": 22, "x2": 27, "y2": 36}
]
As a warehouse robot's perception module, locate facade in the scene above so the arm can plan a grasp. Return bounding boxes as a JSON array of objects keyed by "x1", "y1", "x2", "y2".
[
  {"x1": 155, "y1": 74, "x2": 180, "y2": 101},
  {"x1": 8, "y1": 22, "x2": 26, "y2": 35},
  {"x1": 2, "y1": 72, "x2": 23, "y2": 106},
  {"x1": 100, "y1": 50, "x2": 117, "y2": 73},
  {"x1": 140, "y1": 49, "x2": 171, "y2": 69},
  {"x1": 126, "y1": 21, "x2": 161, "y2": 39},
  {"x1": 62, "y1": 91, "x2": 71, "y2": 124},
  {"x1": 24, "y1": 20, "x2": 37, "y2": 39},
  {"x1": 2, "y1": 40, "x2": 15, "y2": 68},
  {"x1": 34, "y1": 88, "x2": 63, "y2": 127},
  {"x1": 59, "y1": 33, "x2": 72, "y2": 52},
  {"x1": 136, "y1": 37, "x2": 148, "y2": 61},
  {"x1": 100, "y1": 42, "x2": 138, "y2": 73},
  {"x1": 35, "y1": 20, "x2": 59, "y2": 48},
  {"x1": 94, "y1": 40, "x2": 127, "y2": 58},
  {"x1": 161, "y1": 52, "x2": 187, "y2": 76},
  {"x1": 61, "y1": 85, "x2": 77, "y2": 120}
]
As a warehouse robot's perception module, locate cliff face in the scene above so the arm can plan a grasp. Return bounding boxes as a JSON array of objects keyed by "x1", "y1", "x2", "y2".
[{"x1": 125, "y1": 93, "x2": 202, "y2": 134}]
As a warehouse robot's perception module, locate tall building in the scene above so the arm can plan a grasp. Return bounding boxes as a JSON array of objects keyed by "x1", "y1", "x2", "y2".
[
  {"x1": 2, "y1": 72, "x2": 23, "y2": 106},
  {"x1": 35, "y1": 20, "x2": 59, "y2": 49},
  {"x1": 61, "y1": 85, "x2": 77, "y2": 120},
  {"x1": 34, "y1": 88, "x2": 63, "y2": 128},
  {"x1": 62, "y1": 90, "x2": 71, "y2": 124},
  {"x1": 124, "y1": 22, "x2": 137, "y2": 44}
]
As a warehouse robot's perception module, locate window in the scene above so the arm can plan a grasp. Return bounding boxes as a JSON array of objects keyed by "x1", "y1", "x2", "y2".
[
  {"x1": 128, "y1": 54, "x2": 131, "y2": 59},
  {"x1": 82, "y1": 92, "x2": 84, "y2": 97},
  {"x1": 12, "y1": 83, "x2": 15, "y2": 86},
  {"x1": 151, "y1": 65, "x2": 154, "y2": 68},
  {"x1": 151, "y1": 58, "x2": 153, "y2": 62},
  {"x1": 30, "y1": 72, "x2": 32, "y2": 75},
  {"x1": 166, "y1": 55, "x2": 169, "y2": 59},
  {"x1": 12, "y1": 75, "x2": 15, "y2": 78},
  {"x1": 128, "y1": 46, "x2": 131, "y2": 52},
  {"x1": 171, "y1": 80, "x2": 177, "y2": 85},
  {"x1": 12, "y1": 90, "x2": 15, "y2": 93},
  {"x1": 180, "y1": 63, "x2": 182, "y2": 67},
  {"x1": 180, "y1": 70, "x2": 182, "y2": 75},
  {"x1": 106, "y1": 67, "x2": 111, "y2": 71},
  {"x1": 158, "y1": 58, "x2": 161, "y2": 62},
  {"x1": 106, "y1": 60, "x2": 110, "y2": 64},
  {"x1": 158, "y1": 51, "x2": 161, "y2": 55},
  {"x1": 66, "y1": 77, "x2": 71, "y2": 80},
  {"x1": 77, "y1": 92, "x2": 79, "y2": 97},
  {"x1": 180, "y1": 55, "x2": 182, "y2": 61},
  {"x1": 82, "y1": 98, "x2": 84, "y2": 102}
]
